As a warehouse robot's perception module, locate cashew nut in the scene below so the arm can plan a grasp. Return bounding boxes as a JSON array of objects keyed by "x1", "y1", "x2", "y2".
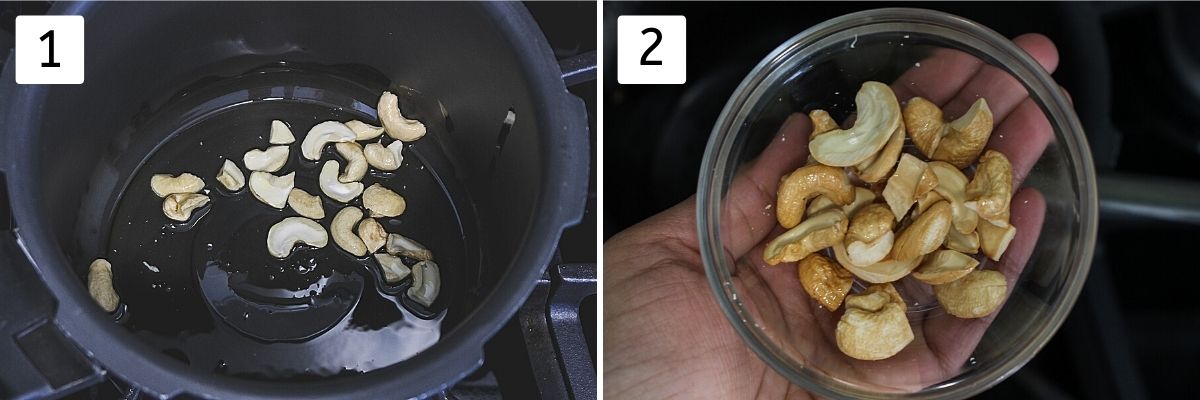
[
  {"x1": 266, "y1": 217, "x2": 328, "y2": 258},
  {"x1": 891, "y1": 201, "x2": 953, "y2": 261},
  {"x1": 346, "y1": 120, "x2": 386, "y2": 141},
  {"x1": 927, "y1": 161, "x2": 979, "y2": 234},
  {"x1": 287, "y1": 188, "x2": 324, "y2": 219},
  {"x1": 374, "y1": 253, "x2": 411, "y2": 283},
  {"x1": 88, "y1": 258, "x2": 119, "y2": 312},
  {"x1": 363, "y1": 140, "x2": 404, "y2": 171},
  {"x1": 357, "y1": 217, "x2": 387, "y2": 253},
  {"x1": 764, "y1": 208, "x2": 847, "y2": 265},
  {"x1": 911, "y1": 249, "x2": 978, "y2": 285},
  {"x1": 797, "y1": 253, "x2": 854, "y2": 310},
  {"x1": 915, "y1": 167, "x2": 939, "y2": 199},
  {"x1": 836, "y1": 283, "x2": 913, "y2": 360},
  {"x1": 248, "y1": 171, "x2": 295, "y2": 209},
  {"x1": 832, "y1": 243, "x2": 922, "y2": 283},
  {"x1": 335, "y1": 142, "x2": 368, "y2": 183},
  {"x1": 386, "y1": 233, "x2": 433, "y2": 261},
  {"x1": 331, "y1": 207, "x2": 368, "y2": 257},
  {"x1": 965, "y1": 150, "x2": 1013, "y2": 225},
  {"x1": 269, "y1": 119, "x2": 295, "y2": 145},
  {"x1": 162, "y1": 193, "x2": 210, "y2": 221},
  {"x1": 945, "y1": 227, "x2": 980, "y2": 254},
  {"x1": 243, "y1": 145, "x2": 289, "y2": 172},
  {"x1": 846, "y1": 232, "x2": 894, "y2": 268},
  {"x1": 882, "y1": 153, "x2": 928, "y2": 220},
  {"x1": 808, "y1": 82, "x2": 901, "y2": 167},
  {"x1": 915, "y1": 190, "x2": 944, "y2": 215},
  {"x1": 301, "y1": 121, "x2": 356, "y2": 161},
  {"x1": 215, "y1": 159, "x2": 245, "y2": 191},
  {"x1": 903, "y1": 97, "x2": 994, "y2": 168},
  {"x1": 378, "y1": 91, "x2": 427, "y2": 142},
  {"x1": 808, "y1": 187, "x2": 875, "y2": 217},
  {"x1": 319, "y1": 160, "x2": 364, "y2": 203},
  {"x1": 845, "y1": 204, "x2": 896, "y2": 266},
  {"x1": 808, "y1": 109, "x2": 839, "y2": 141},
  {"x1": 934, "y1": 269, "x2": 1007, "y2": 318},
  {"x1": 855, "y1": 123, "x2": 906, "y2": 183},
  {"x1": 407, "y1": 260, "x2": 440, "y2": 307},
  {"x1": 150, "y1": 173, "x2": 204, "y2": 197},
  {"x1": 977, "y1": 220, "x2": 1016, "y2": 261},
  {"x1": 776, "y1": 164, "x2": 853, "y2": 229},
  {"x1": 363, "y1": 183, "x2": 406, "y2": 218}
]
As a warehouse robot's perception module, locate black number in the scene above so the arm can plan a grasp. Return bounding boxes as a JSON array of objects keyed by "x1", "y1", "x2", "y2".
[
  {"x1": 640, "y1": 27, "x2": 663, "y2": 66},
  {"x1": 40, "y1": 30, "x2": 60, "y2": 68}
]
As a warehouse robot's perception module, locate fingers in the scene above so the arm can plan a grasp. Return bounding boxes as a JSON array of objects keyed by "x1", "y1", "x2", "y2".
[
  {"x1": 891, "y1": 48, "x2": 983, "y2": 104},
  {"x1": 989, "y1": 97, "x2": 1055, "y2": 187},
  {"x1": 940, "y1": 34, "x2": 1060, "y2": 122},
  {"x1": 920, "y1": 188, "x2": 1046, "y2": 371}
]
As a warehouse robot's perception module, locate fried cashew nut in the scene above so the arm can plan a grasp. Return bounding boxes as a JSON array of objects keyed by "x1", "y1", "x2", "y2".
[
  {"x1": 808, "y1": 82, "x2": 902, "y2": 167},
  {"x1": 331, "y1": 206, "x2": 368, "y2": 257},
  {"x1": 386, "y1": 233, "x2": 433, "y2": 261},
  {"x1": 287, "y1": 188, "x2": 325, "y2": 219},
  {"x1": 903, "y1": 97, "x2": 994, "y2": 168},
  {"x1": 163, "y1": 193, "x2": 210, "y2": 221},
  {"x1": 832, "y1": 243, "x2": 922, "y2": 283},
  {"x1": 977, "y1": 220, "x2": 1017, "y2": 261},
  {"x1": 363, "y1": 140, "x2": 404, "y2": 171},
  {"x1": 882, "y1": 154, "x2": 928, "y2": 220},
  {"x1": 965, "y1": 150, "x2": 1014, "y2": 225},
  {"x1": 845, "y1": 204, "x2": 897, "y2": 266},
  {"x1": 934, "y1": 269, "x2": 1007, "y2": 318},
  {"x1": 836, "y1": 283, "x2": 913, "y2": 360},
  {"x1": 363, "y1": 183, "x2": 406, "y2": 218},
  {"x1": 911, "y1": 249, "x2": 979, "y2": 285},
  {"x1": 379, "y1": 91, "x2": 427, "y2": 142},
  {"x1": 150, "y1": 173, "x2": 204, "y2": 197},
  {"x1": 764, "y1": 208, "x2": 848, "y2": 265},
  {"x1": 927, "y1": 161, "x2": 980, "y2": 234},
  {"x1": 88, "y1": 258, "x2": 120, "y2": 312},
  {"x1": 776, "y1": 164, "x2": 854, "y2": 229},
  {"x1": 357, "y1": 217, "x2": 387, "y2": 253},
  {"x1": 891, "y1": 201, "x2": 953, "y2": 261},
  {"x1": 797, "y1": 253, "x2": 854, "y2": 310},
  {"x1": 335, "y1": 142, "x2": 368, "y2": 183}
]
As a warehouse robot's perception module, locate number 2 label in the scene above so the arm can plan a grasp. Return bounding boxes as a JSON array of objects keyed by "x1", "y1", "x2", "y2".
[{"x1": 618, "y1": 15, "x2": 686, "y2": 85}]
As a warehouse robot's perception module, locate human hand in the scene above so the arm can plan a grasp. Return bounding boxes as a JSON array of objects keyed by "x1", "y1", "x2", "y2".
[{"x1": 604, "y1": 33, "x2": 1060, "y2": 398}]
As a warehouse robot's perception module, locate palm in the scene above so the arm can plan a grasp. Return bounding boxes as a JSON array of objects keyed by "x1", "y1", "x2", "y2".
[{"x1": 605, "y1": 34, "x2": 1061, "y2": 398}]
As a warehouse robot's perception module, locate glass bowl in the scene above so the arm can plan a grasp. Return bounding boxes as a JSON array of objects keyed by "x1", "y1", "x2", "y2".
[{"x1": 697, "y1": 8, "x2": 1097, "y2": 399}]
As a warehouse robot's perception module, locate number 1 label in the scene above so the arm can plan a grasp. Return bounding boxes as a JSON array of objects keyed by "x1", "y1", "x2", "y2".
[
  {"x1": 618, "y1": 15, "x2": 686, "y2": 85},
  {"x1": 15, "y1": 15, "x2": 84, "y2": 84}
]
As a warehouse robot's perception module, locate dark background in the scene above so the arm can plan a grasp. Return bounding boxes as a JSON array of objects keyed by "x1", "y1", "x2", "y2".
[{"x1": 604, "y1": 2, "x2": 1200, "y2": 398}]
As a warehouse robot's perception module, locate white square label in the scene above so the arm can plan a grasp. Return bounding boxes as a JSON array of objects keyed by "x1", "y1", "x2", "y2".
[
  {"x1": 617, "y1": 15, "x2": 685, "y2": 85},
  {"x1": 15, "y1": 15, "x2": 85, "y2": 84}
]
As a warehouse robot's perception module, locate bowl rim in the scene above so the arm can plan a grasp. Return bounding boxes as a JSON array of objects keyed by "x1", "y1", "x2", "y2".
[{"x1": 696, "y1": 7, "x2": 1098, "y2": 399}]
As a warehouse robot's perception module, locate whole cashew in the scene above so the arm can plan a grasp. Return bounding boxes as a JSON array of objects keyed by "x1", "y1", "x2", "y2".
[
  {"x1": 977, "y1": 220, "x2": 1016, "y2": 261},
  {"x1": 764, "y1": 208, "x2": 848, "y2": 265},
  {"x1": 836, "y1": 283, "x2": 913, "y2": 360},
  {"x1": 363, "y1": 140, "x2": 404, "y2": 171},
  {"x1": 346, "y1": 120, "x2": 386, "y2": 141},
  {"x1": 248, "y1": 171, "x2": 295, "y2": 209},
  {"x1": 150, "y1": 173, "x2": 204, "y2": 197},
  {"x1": 911, "y1": 249, "x2": 978, "y2": 285},
  {"x1": 934, "y1": 269, "x2": 1007, "y2": 318},
  {"x1": 243, "y1": 145, "x2": 289, "y2": 173},
  {"x1": 808, "y1": 82, "x2": 901, "y2": 167},
  {"x1": 331, "y1": 206, "x2": 368, "y2": 257},
  {"x1": 855, "y1": 123, "x2": 906, "y2": 183},
  {"x1": 162, "y1": 193, "x2": 210, "y2": 221},
  {"x1": 319, "y1": 161, "x2": 364, "y2": 203},
  {"x1": 832, "y1": 243, "x2": 922, "y2": 283},
  {"x1": 797, "y1": 253, "x2": 854, "y2": 310},
  {"x1": 363, "y1": 183, "x2": 407, "y2": 218},
  {"x1": 88, "y1": 258, "x2": 119, "y2": 312},
  {"x1": 776, "y1": 164, "x2": 854, "y2": 229},
  {"x1": 378, "y1": 91, "x2": 427, "y2": 142},
  {"x1": 891, "y1": 201, "x2": 953, "y2": 261},
  {"x1": 845, "y1": 204, "x2": 896, "y2": 267},
  {"x1": 301, "y1": 121, "x2": 356, "y2": 161},
  {"x1": 357, "y1": 217, "x2": 387, "y2": 253},
  {"x1": 266, "y1": 217, "x2": 328, "y2": 258},
  {"x1": 965, "y1": 150, "x2": 1013, "y2": 225},
  {"x1": 903, "y1": 97, "x2": 994, "y2": 168},
  {"x1": 335, "y1": 142, "x2": 368, "y2": 183}
]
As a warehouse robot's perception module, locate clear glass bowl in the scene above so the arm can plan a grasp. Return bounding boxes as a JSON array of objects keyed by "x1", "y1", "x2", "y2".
[{"x1": 697, "y1": 8, "x2": 1097, "y2": 399}]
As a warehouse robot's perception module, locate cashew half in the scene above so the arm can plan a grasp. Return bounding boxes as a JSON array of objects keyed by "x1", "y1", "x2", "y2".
[
  {"x1": 977, "y1": 220, "x2": 1017, "y2": 261},
  {"x1": 845, "y1": 204, "x2": 896, "y2": 266},
  {"x1": 776, "y1": 164, "x2": 854, "y2": 229},
  {"x1": 927, "y1": 161, "x2": 979, "y2": 234},
  {"x1": 287, "y1": 188, "x2": 325, "y2": 219},
  {"x1": 357, "y1": 218, "x2": 387, "y2": 253},
  {"x1": 836, "y1": 283, "x2": 913, "y2": 360},
  {"x1": 934, "y1": 269, "x2": 1007, "y2": 318},
  {"x1": 301, "y1": 121, "x2": 356, "y2": 161},
  {"x1": 808, "y1": 187, "x2": 876, "y2": 217},
  {"x1": 855, "y1": 123, "x2": 906, "y2": 183},
  {"x1": 331, "y1": 207, "x2": 368, "y2": 257},
  {"x1": 808, "y1": 82, "x2": 901, "y2": 167},
  {"x1": 903, "y1": 97, "x2": 946, "y2": 157},
  {"x1": 335, "y1": 142, "x2": 368, "y2": 183},
  {"x1": 266, "y1": 217, "x2": 328, "y2": 258},
  {"x1": 363, "y1": 183, "x2": 406, "y2": 218},
  {"x1": 269, "y1": 120, "x2": 295, "y2": 145},
  {"x1": 379, "y1": 91, "x2": 427, "y2": 142},
  {"x1": 892, "y1": 201, "x2": 953, "y2": 261},
  {"x1": 764, "y1": 208, "x2": 847, "y2": 265},
  {"x1": 215, "y1": 159, "x2": 245, "y2": 191},
  {"x1": 319, "y1": 161, "x2": 364, "y2": 203},
  {"x1": 88, "y1": 258, "x2": 119, "y2": 312},
  {"x1": 364, "y1": 140, "x2": 404, "y2": 171},
  {"x1": 945, "y1": 228, "x2": 980, "y2": 254},
  {"x1": 346, "y1": 120, "x2": 386, "y2": 141},
  {"x1": 832, "y1": 243, "x2": 922, "y2": 283},
  {"x1": 150, "y1": 173, "x2": 203, "y2": 197},
  {"x1": 797, "y1": 253, "x2": 854, "y2": 310},
  {"x1": 386, "y1": 233, "x2": 433, "y2": 261},
  {"x1": 407, "y1": 260, "x2": 440, "y2": 307},
  {"x1": 243, "y1": 145, "x2": 289, "y2": 172},
  {"x1": 965, "y1": 150, "x2": 1013, "y2": 225},
  {"x1": 882, "y1": 153, "x2": 928, "y2": 220},
  {"x1": 912, "y1": 249, "x2": 979, "y2": 285},
  {"x1": 248, "y1": 171, "x2": 295, "y2": 209},
  {"x1": 374, "y1": 254, "x2": 411, "y2": 283},
  {"x1": 904, "y1": 97, "x2": 994, "y2": 168},
  {"x1": 163, "y1": 193, "x2": 210, "y2": 221}
]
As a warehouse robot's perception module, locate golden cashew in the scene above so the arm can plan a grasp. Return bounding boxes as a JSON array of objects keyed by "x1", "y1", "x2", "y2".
[
  {"x1": 977, "y1": 220, "x2": 1017, "y2": 261},
  {"x1": 832, "y1": 243, "x2": 921, "y2": 283},
  {"x1": 911, "y1": 249, "x2": 978, "y2": 285},
  {"x1": 379, "y1": 91, "x2": 427, "y2": 142},
  {"x1": 809, "y1": 109, "x2": 839, "y2": 140},
  {"x1": 88, "y1": 259, "x2": 119, "y2": 312},
  {"x1": 846, "y1": 231, "x2": 894, "y2": 267},
  {"x1": 808, "y1": 187, "x2": 875, "y2": 217},
  {"x1": 914, "y1": 167, "x2": 939, "y2": 199},
  {"x1": 363, "y1": 183, "x2": 407, "y2": 218},
  {"x1": 882, "y1": 153, "x2": 928, "y2": 220},
  {"x1": 836, "y1": 283, "x2": 913, "y2": 360},
  {"x1": 331, "y1": 207, "x2": 368, "y2": 257},
  {"x1": 764, "y1": 208, "x2": 847, "y2": 265},
  {"x1": 357, "y1": 217, "x2": 387, "y2": 253},
  {"x1": 335, "y1": 142, "x2": 368, "y2": 183},
  {"x1": 287, "y1": 188, "x2": 325, "y2": 220},
  {"x1": 797, "y1": 253, "x2": 854, "y2": 310},
  {"x1": 776, "y1": 164, "x2": 853, "y2": 229},
  {"x1": 965, "y1": 150, "x2": 1013, "y2": 225},
  {"x1": 855, "y1": 123, "x2": 906, "y2": 183},
  {"x1": 902, "y1": 97, "x2": 945, "y2": 157},
  {"x1": 915, "y1": 190, "x2": 944, "y2": 215},
  {"x1": 150, "y1": 173, "x2": 204, "y2": 197},
  {"x1": 162, "y1": 193, "x2": 210, "y2": 221},
  {"x1": 934, "y1": 269, "x2": 1007, "y2": 318},
  {"x1": 945, "y1": 227, "x2": 980, "y2": 254},
  {"x1": 845, "y1": 204, "x2": 897, "y2": 267},
  {"x1": 931, "y1": 98, "x2": 994, "y2": 168},
  {"x1": 363, "y1": 140, "x2": 404, "y2": 171},
  {"x1": 927, "y1": 161, "x2": 979, "y2": 234},
  {"x1": 215, "y1": 159, "x2": 245, "y2": 191},
  {"x1": 808, "y1": 82, "x2": 902, "y2": 167},
  {"x1": 891, "y1": 201, "x2": 953, "y2": 261}
]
